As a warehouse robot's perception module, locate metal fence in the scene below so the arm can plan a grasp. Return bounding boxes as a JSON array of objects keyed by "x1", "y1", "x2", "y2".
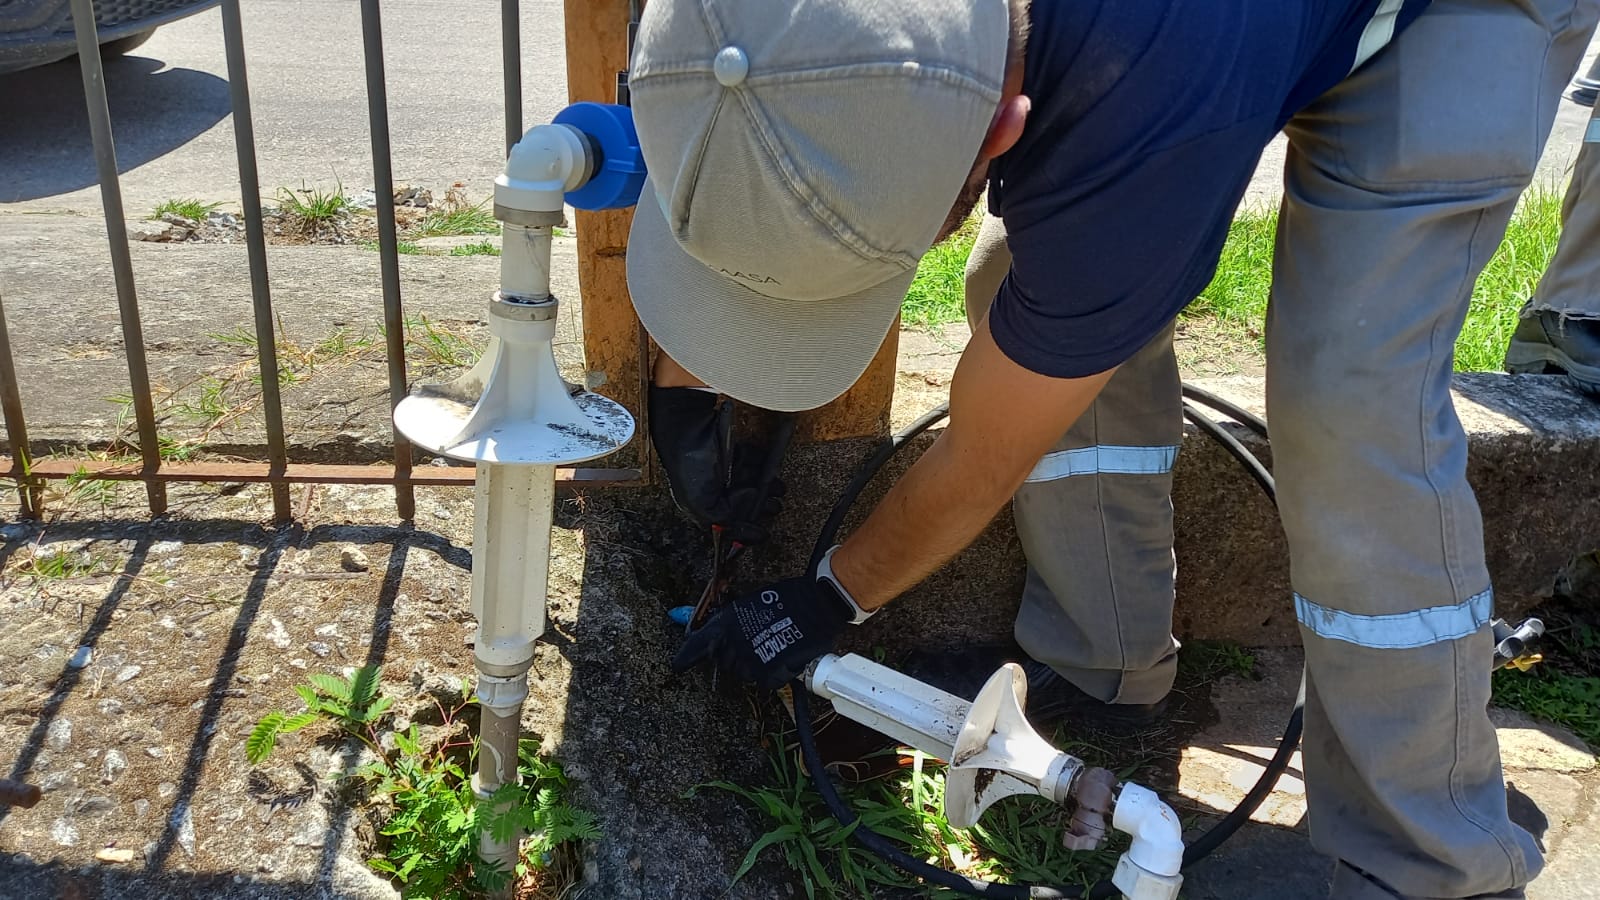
[{"x1": 0, "y1": 0, "x2": 641, "y2": 524}]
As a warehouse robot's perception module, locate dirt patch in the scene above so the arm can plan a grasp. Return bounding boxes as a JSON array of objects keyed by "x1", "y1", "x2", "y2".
[
  {"x1": 0, "y1": 475, "x2": 805, "y2": 899},
  {"x1": 133, "y1": 184, "x2": 503, "y2": 250}
]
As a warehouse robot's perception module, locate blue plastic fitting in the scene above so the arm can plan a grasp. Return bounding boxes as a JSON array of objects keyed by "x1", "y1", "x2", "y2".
[{"x1": 554, "y1": 102, "x2": 647, "y2": 211}]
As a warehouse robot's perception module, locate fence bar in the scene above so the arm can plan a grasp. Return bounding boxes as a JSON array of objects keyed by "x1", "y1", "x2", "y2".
[
  {"x1": 0, "y1": 458, "x2": 640, "y2": 488},
  {"x1": 358, "y1": 0, "x2": 417, "y2": 521},
  {"x1": 0, "y1": 289, "x2": 41, "y2": 517},
  {"x1": 219, "y1": 0, "x2": 292, "y2": 523},
  {"x1": 69, "y1": 0, "x2": 167, "y2": 515},
  {"x1": 502, "y1": 0, "x2": 523, "y2": 156}
]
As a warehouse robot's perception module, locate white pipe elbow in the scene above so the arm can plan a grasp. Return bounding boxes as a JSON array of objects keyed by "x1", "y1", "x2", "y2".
[
  {"x1": 1113, "y1": 783, "x2": 1184, "y2": 877},
  {"x1": 496, "y1": 123, "x2": 593, "y2": 215}
]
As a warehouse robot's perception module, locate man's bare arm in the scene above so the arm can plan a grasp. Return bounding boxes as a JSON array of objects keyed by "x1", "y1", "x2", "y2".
[{"x1": 828, "y1": 316, "x2": 1114, "y2": 609}]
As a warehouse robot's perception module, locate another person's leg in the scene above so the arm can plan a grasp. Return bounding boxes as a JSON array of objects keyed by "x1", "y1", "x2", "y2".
[
  {"x1": 964, "y1": 211, "x2": 1183, "y2": 711},
  {"x1": 1506, "y1": 84, "x2": 1600, "y2": 396},
  {"x1": 1270, "y1": 0, "x2": 1597, "y2": 896}
]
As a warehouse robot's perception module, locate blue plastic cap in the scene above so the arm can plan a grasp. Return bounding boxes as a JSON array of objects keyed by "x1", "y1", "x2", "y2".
[{"x1": 554, "y1": 102, "x2": 647, "y2": 211}]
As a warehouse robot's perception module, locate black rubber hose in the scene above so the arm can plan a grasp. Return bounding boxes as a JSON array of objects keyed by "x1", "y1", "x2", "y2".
[
  {"x1": 790, "y1": 386, "x2": 1306, "y2": 897},
  {"x1": 808, "y1": 402, "x2": 951, "y2": 574},
  {"x1": 1181, "y1": 383, "x2": 1269, "y2": 438},
  {"x1": 1181, "y1": 402, "x2": 1275, "y2": 499}
]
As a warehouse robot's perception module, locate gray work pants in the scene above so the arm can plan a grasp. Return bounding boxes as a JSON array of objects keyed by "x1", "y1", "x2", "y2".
[
  {"x1": 1527, "y1": 93, "x2": 1600, "y2": 319},
  {"x1": 964, "y1": 0, "x2": 1600, "y2": 896}
]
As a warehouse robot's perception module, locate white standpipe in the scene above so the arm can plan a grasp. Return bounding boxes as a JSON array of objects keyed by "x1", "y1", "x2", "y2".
[
  {"x1": 393, "y1": 121, "x2": 632, "y2": 891},
  {"x1": 806, "y1": 653, "x2": 1185, "y2": 900}
]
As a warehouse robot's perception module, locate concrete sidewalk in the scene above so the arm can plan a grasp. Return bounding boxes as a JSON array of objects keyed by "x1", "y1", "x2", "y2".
[{"x1": 0, "y1": 482, "x2": 1593, "y2": 900}]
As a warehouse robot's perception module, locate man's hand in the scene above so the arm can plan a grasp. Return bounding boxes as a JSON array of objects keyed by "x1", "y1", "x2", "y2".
[
  {"x1": 649, "y1": 385, "x2": 781, "y2": 543},
  {"x1": 671, "y1": 575, "x2": 851, "y2": 690}
]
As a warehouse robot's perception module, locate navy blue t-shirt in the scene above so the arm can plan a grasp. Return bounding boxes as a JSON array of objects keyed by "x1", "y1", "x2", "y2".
[{"x1": 986, "y1": 0, "x2": 1431, "y2": 378}]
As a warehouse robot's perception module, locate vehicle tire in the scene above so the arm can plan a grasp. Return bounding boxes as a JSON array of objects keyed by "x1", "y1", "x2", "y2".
[{"x1": 99, "y1": 28, "x2": 157, "y2": 58}]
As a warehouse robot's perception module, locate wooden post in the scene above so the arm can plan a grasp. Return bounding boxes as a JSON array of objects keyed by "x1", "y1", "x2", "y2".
[
  {"x1": 562, "y1": 0, "x2": 896, "y2": 446},
  {"x1": 564, "y1": 0, "x2": 649, "y2": 471}
]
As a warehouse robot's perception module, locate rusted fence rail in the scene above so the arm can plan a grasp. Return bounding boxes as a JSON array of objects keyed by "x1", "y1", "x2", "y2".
[{"x1": 0, "y1": 0, "x2": 643, "y2": 524}]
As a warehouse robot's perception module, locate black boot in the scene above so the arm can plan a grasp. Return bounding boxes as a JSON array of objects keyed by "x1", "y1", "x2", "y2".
[{"x1": 1505, "y1": 305, "x2": 1600, "y2": 398}]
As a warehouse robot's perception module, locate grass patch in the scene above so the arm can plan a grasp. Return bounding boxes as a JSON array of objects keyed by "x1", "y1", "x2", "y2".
[
  {"x1": 17, "y1": 547, "x2": 105, "y2": 580},
  {"x1": 1178, "y1": 640, "x2": 1258, "y2": 683},
  {"x1": 898, "y1": 186, "x2": 1567, "y2": 373},
  {"x1": 705, "y1": 729, "x2": 1124, "y2": 898},
  {"x1": 151, "y1": 198, "x2": 221, "y2": 221},
  {"x1": 411, "y1": 202, "x2": 499, "y2": 239},
  {"x1": 1459, "y1": 184, "x2": 1566, "y2": 370},
  {"x1": 449, "y1": 241, "x2": 501, "y2": 257},
  {"x1": 1492, "y1": 587, "x2": 1600, "y2": 748},
  {"x1": 1185, "y1": 187, "x2": 1565, "y2": 371},
  {"x1": 361, "y1": 239, "x2": 423, "y2": 255},
  {"x1": 902, "y1": 214, "x2": 981, "y2": 329},
  {"x1": 276, "y1": 183, "x2": 353, "y2": 235},
  {"x1": 400, "y1": 314, "x2": 480, "y2": 368}
]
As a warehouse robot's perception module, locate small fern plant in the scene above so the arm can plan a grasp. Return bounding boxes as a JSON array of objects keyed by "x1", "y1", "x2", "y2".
[
  {"x1": 245, "y1": 666, "x2": 599, "y2": 899},
  {"x1": 247, "y1": 664, "x2": 392, "y2": 765}
]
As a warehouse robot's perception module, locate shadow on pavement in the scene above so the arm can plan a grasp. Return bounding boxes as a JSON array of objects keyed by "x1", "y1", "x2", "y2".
[
  {"x1": 0, "y1": 53, "x2": 228, "y2": 203},
  {"x1": 0, "y1": 515, "x2": 467, "y2": 893},
  {"x1": 0, "y1": 856, "x2": 345, "y2": 899}
]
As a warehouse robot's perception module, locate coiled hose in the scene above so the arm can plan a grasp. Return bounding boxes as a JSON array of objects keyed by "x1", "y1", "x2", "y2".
[{"x1": 789, "y1": 383, "x2": 1307, "y2": 898}]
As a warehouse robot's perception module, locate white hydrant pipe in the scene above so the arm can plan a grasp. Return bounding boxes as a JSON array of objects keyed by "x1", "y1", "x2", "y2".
[
  {"x1": 500, "y1": 223, "x2": 553, "y2": 302},
  {"x1": 806, "y1": 653, "x2": 1187, "y2": 900},
  {"x1": 392, "y1": 120, "x2": 632, "y2": 897}
]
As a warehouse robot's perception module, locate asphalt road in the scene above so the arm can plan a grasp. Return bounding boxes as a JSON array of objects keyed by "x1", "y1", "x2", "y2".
[
  {"x1": 1, "y1": 6, "x2": 1595, "y2": 218},
  {"x1": 0, "y1": 0, "x2": 571, "y2": 213}
]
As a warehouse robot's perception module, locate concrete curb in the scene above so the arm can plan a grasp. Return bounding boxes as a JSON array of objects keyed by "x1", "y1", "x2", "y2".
[{"x1": 747, "y1": 371, "x2": 1599, "y2": 649}]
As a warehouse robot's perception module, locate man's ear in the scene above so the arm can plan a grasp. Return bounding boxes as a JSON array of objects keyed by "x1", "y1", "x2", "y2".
[{"x1": 979, "y1": 94, "x2": 1031, "y2": 161}]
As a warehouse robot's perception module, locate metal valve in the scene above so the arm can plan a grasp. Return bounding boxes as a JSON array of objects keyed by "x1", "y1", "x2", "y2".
[{"x1": 1491, "y1": 617, "x2": 1545, "y2": 672}]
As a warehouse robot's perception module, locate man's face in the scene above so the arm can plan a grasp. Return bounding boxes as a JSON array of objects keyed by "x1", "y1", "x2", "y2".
[{"x1": 934, "y1": 158, "x2": 989, "y2": 244}]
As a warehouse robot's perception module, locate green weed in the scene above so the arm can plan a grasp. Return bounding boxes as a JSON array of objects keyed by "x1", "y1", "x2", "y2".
[
  {"x1": 171, "y1": 377, "x2": 233, "y2": 427},
  {"x1": 400, "y1": 315, "x2": 480, "y2": 368},
  {"x1": 1492, "y1": 600, "x2": 1600, "y2": 748},
  {"x1": 1495, "y1": 668, "x2": 1600, "y2": 747},
  {"x1": 411, "y1": 202, "x2": 499, "y2": 239},
  {"x1": 276, "y1": 183, "x2": 353, "y2": 235},
  {"x1": 1178, "y1": 640, "x2": 1258, "y2": 683},
  {"x1": 361, "y1": 239, "x2": 423, "y2": 255},
  {"x1": 248, "y1": 666, "x2": 594, "y2": 899},
  {"x1": 17, "y1": 546, "x2": 104, "y2": 580},
  {"x1": 210, "y1": 326, "x2": 259, "y2": 349},
  {"x1": 312, "y1": 327, "x2": 379, "y2": 362},
  {"x1": 449, "y1": 241, "x2": 501, "y2": 258},
  {"x1": 56, "y1": 465, "x2": 119, "y2": 510},
  {"x1": 151, "y1": 198, "x2": 221, "y2": 221},
  {"x1": 702, "y1": 736, "x2": 1119, "y2": 898}
]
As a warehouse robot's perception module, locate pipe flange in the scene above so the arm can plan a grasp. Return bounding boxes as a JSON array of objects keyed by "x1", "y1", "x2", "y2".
[
  {"x1": 475, "y1": 672, "x2": 530, "y2": 712},
  {"x1": 494, "y1": 205, "x2": 567, "y2": 227},
  {"x1": 490, "y1": 290, "x2": 558, "y2": 321}
]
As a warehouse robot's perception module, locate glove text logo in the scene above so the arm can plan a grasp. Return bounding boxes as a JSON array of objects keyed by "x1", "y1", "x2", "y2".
[{"x1": 752, "y1": 617, "x2": 802, "y2": 663}]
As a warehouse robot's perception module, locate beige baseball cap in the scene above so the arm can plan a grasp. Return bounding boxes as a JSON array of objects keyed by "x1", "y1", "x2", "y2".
[{"x1": 624, "y1": 0, "x2": 1010, "y2": 412}]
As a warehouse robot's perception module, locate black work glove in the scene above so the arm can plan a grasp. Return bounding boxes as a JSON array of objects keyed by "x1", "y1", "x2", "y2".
[
  {"x1": 649, "y1": 384, "x2": 782, "y2": 544},
  {"x1": 671, "y1": 575, "x2": 852, "y2": 691}
]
